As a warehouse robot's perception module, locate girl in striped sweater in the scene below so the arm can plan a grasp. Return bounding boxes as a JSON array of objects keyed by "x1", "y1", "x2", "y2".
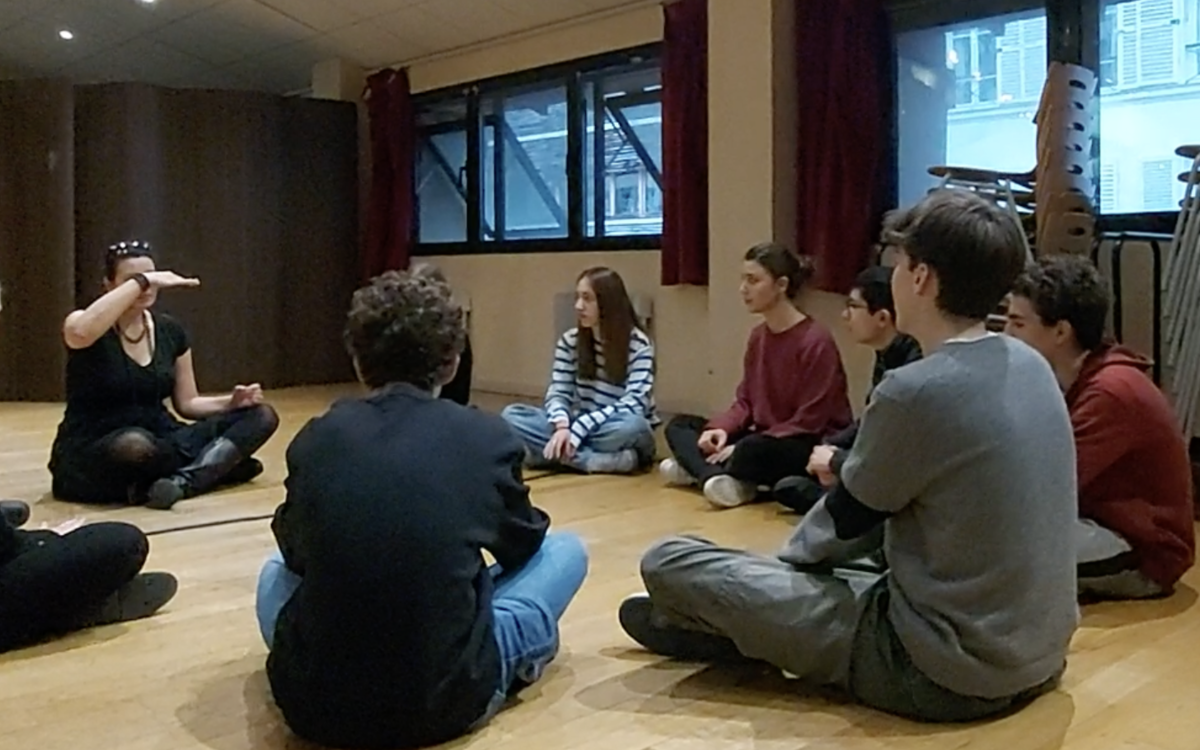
[{"x1": 502, "y1": 267, "x2": 657, "y2": 475}]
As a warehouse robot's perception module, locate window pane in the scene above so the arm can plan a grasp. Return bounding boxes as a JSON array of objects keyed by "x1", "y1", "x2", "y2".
[
  {"x1": 481, "y1": 84, "x2": 569, "y2": 240},
  {"x1": 896, "y1": 9, "x2": 1047, "y2": 207},
  {"x1": 416, "y1": 99, "x2": 468, "y2": 244},
  {"x1": 1099, "y1": 0, "x2": 1194, "y2": 213},
  {"x1": 585, "y1": 64, "x2": 663, "y2": 237}
]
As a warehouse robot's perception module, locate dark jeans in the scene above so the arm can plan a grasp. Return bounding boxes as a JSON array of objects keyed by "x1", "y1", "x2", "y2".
[
  {"x1": 0, "y1": 522, "x2": 148, "y2": 652},
  {"x1": 53, "y1": 404, "x2": 279, "y2": 504},
  {"x1": 665, "y1": 415, "x2": 819, "y2": 487}
]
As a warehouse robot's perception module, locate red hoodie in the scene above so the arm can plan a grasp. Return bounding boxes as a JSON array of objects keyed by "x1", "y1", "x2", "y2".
[{"x1": 1066, "y1": 344, "x2": 1196, "y2": 588}]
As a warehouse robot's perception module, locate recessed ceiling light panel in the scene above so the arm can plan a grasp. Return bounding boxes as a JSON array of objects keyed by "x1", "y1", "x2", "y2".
[{"x1": 58, "y1": 29, "x2": 74, "y2": 40}]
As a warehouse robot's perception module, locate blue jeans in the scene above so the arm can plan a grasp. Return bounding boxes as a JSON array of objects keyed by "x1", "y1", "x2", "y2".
[
  {"x1": 255, "y1": 532, "x2": 589, "y2": 725},
  {"x1": 500, "y1": 403, "x2": 654, "y2": 473}
]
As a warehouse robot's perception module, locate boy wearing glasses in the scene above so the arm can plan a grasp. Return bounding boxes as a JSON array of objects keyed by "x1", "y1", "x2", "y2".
[{"x1": 775, "y1": 266, "x2": 922, "y2": 513}]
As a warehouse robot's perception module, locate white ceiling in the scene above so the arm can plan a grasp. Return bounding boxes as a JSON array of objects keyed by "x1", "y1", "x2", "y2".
[{"x1": 0, "y1": 0, "x2": 644, "y2": 94}]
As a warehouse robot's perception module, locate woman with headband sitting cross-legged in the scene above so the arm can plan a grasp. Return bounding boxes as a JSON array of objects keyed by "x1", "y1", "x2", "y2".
[{"x1": 48, "y1": 240, "x2": 280, "y2": 510}]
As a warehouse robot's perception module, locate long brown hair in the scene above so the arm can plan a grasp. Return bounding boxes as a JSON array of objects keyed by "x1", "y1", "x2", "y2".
[{"x1": 577, "y1": 267, "x2": 638, "y2": 384}]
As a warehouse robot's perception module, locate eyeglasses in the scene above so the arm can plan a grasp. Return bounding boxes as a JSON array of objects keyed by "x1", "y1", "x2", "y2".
[
  {"x1": 108, "y1": 240, "x2": 151, "y2": 256},
  {"x1": 845, "y1": 300, "x2": 869, "y2": 311}
]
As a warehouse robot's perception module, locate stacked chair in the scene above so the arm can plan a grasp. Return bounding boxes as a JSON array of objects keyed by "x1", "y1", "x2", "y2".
[
  {"x1": 1162, "y1": 144, "x2": 1200, "y2": 437},
  {"x1": 926, "y1": 61, "x2": 1099, "y2": 330}
]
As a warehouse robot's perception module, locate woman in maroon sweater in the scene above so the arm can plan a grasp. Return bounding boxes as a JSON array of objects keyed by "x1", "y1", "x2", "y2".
[
  {"x1": 660, "y1": 243, "x2": 853, "y2": 508},
  {"x1": 1007, "y1": 256, "x2": 1194, "y2": 599}
]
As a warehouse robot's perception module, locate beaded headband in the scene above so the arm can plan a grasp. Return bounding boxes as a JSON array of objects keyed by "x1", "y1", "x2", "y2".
[{"x1": 107, "y1": 240, "x2": 152, "y2": 257}]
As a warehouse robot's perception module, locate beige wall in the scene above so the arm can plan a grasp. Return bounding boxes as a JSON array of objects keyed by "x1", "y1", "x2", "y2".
[{"x1": 407, "y1": 4, "x2": 877, "y2": 417}]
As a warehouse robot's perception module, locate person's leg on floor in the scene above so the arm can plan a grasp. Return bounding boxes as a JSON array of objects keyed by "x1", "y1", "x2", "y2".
[
  {"x1": 54, "y1": 428, "x2": 180, "y2": 505},
  {"x1": 500, "y1": 404, "x2": 558, "y2": 469},
  {"x1": 568, "y1": 413, "x2": 656, "y2": 474},
  {"x1": 700, "y1": 433, "x2": 819, "y2": 510},
  {"x1": 256, "y1": 550, "x2": 303, "y2": 648},
  {"x1": 490, "y1": 533, "x2": 589, "y2": 692},
  {"x1": 849, "y1": 580, "x2": 1061, "y2": 723},
  {"x1": 622, "y1": 535, "x2": 877, "y2": 687},
  {"x1": 0, "y1": 522, "x2": 174, "y2": 651},
  {"x1": 662, "y1": 415, "x2": 724, "y2": 486},
  {"x1": 147, "y1": 404, "x2": 281, "y2": 509},
  {"x1": 1074, "y1": 518, "x2": 1166, "y2": 600},
  {"x1": 727, "y1": 433, "x2": 819, "y2": 488}
]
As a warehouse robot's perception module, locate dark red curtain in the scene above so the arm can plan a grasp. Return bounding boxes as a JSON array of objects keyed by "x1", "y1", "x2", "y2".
[
  {"x1": 796, "y1": 0, "x2": 895, "y2": 293},
  {"x1": 660, "y1": 0, "x2": 709, "y2": 286},
  {"x1": 363, "y1": 67, "x2": 415, "y2": 281}
]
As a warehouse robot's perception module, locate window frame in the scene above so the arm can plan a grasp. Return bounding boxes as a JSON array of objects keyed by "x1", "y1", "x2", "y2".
[{"x1": 411, "y1": 43, "x2": 663, "y2": 257}]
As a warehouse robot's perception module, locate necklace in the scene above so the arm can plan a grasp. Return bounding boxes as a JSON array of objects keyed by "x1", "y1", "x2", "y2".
[{"x1": 117, "y1": 312, "x2": 149, "y2": 345}]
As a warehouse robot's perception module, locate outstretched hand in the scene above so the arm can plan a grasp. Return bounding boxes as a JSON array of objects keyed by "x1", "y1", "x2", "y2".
[
  {"x1": 230, "y1": 383, "x2": 264, "y2": 409},
  {"x1": 143, "y1": 270, "x2": 200, "y2": 289}
]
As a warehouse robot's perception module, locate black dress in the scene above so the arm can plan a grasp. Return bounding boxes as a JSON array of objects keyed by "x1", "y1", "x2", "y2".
[{"x1": 48, "y1": 313, "x2": 238, "y2": 504}]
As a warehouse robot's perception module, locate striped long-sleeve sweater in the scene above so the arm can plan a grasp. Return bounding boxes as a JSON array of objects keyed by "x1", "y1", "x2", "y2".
[{"x1": 545, "y1": 327, "x2": 658, "y2": 447}]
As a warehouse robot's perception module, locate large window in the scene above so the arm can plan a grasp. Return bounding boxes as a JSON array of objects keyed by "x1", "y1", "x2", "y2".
[
  {"x1": 1099, "y1": 0, "x2": 1200, "y2": 213},
  {"x1": 413, "y1": 46, "x2": 662, "y2": 254},
  {"x1": 896, "y1": 9, "x2": 1048, "y2": 206}
]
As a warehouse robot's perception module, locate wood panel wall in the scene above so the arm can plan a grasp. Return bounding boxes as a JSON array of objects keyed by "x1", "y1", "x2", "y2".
[{"x1": 0, "y1": 80, "x2": 76, "y2": 402}]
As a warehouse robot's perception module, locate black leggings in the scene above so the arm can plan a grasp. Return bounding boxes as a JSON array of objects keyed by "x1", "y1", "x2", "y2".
[
  {"x1": 665, "y1": 414, "x2": 820, "y2": 487},
  {"x1": 0, "y1": 522, "x2": 147, "y2": 652},
  {"x1": 54, "y1": 404, "x2": 279, "y2": 505}
]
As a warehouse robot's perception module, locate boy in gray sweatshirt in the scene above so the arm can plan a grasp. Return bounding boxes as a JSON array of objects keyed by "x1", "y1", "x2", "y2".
[{"x1": 619, "y1": 190, "x2": 1079, "y2": 722}]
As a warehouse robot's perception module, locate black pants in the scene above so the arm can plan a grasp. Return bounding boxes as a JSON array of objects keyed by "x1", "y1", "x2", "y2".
[
  {"x1": 0, "y1": 522, "x2": 147, "y2": 652},
  {"x1": 53, "y1": 404, "x2": 279, "y2": 505},
  {"x1": 665, "y1": 415, "x2": 820, "y2": 487}
]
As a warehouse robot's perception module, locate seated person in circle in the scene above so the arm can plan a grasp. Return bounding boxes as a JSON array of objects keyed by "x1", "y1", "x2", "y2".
[
  {"x1": 660, "y1": 244, "x2": 853, "y2": 508},
  {"x1": 777, "y1": 265, "x2": 923, "y2": 513},
  {"x1": 257, "y1": 270, "x2": 588, "y2": 750},
  {"x1": 49, "y1": 241, "x2": 279, "y2": 510},
  {"x1": 0, "y1": 283, "x2": 176, "y2": 653},
  {"x1": 1006, "y1": 255, "x2": 1194, "y2": 600},
  {"x1": 621, "y1": 190, "x2": 1078, "y2": 723},
  {"x1": 502, "y1": 267, "x2": 657, "y2": 475},
  {"x1": 411, "y1": 262, "x2": 473, "y2": 406}
]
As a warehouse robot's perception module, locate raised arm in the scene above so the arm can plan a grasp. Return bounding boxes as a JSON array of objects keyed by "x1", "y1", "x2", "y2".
[{"x1": 62, "y1": 271, "x2": 198, "y2": 350}]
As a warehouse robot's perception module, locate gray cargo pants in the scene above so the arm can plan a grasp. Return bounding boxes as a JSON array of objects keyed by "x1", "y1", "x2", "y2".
[{"x1": 640, "y1": 535, "x2": 1060, "y2": 723}]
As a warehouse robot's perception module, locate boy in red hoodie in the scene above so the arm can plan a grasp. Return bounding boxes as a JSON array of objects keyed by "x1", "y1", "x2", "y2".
[{"x1": 1006, "y1": 255, "x2": 1195, "y2": 599}]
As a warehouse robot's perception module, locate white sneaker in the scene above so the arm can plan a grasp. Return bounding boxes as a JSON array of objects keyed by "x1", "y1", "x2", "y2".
[
  {"x1": 658, "y1": 458, "x2": 695, "y2": 486},
  {"x1": 702, "y1": 475, "x2": 756, "y2": 508}
]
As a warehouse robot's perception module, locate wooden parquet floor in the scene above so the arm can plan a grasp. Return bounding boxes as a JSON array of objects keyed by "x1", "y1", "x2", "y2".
[{"x1": 0, "y1": 385, "x2": 1198, "y2": 750}]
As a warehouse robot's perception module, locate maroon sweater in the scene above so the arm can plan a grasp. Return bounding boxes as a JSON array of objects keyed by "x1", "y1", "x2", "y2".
[
  {"x1": 1067, "y1": 344, "x2": 1195, "y2": 587},
  {"x1": 708, "y1": 317, "x2": 853, "y2": 439}
]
